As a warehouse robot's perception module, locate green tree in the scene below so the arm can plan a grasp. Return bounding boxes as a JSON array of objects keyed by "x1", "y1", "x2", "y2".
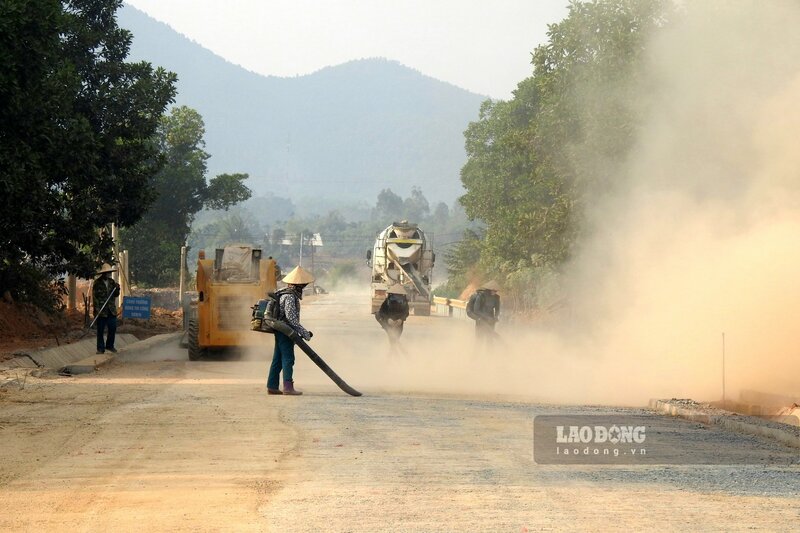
[
  {"x1": 403, "y1": 186, "x2": 430, "y2": 222},
  {"x1": 321, "y1": 210, "x2": 348, "y2": 233},
  {"x1": 431, "y1": 202, "x2": 450, "y2": 227},
  {"x1": 433, "y1": 229, "x2": 483, "y2": 298},
  {"x1": 271, "y1": 228, "x2": 287, "y2": 246},
  {"x1": 373, "y1": 188, "x2": 404, "y2": 221},
  {"x1": 0, "y1": 0, "x2": 176, "y2": 305},
  {"x1": 123, "y1": 106, "x2": 251, "y2": 286},
  {"x1": 213, "y1": 213, "x2": 256, "y2": 247},
  {"x1": 454, "y1": 0, "x2": 670, "y2": 297}
]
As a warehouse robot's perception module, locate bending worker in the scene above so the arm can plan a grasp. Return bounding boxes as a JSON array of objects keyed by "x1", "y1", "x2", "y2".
[
  {"x1": 466, "y1": 280, "x2": 501, "y2": 341},
  {"x1": 92, "y1": 263, "x2": 120, "y2": 355},
  {"x1": 267, "y1": 265, "x2": 315, "y2": 396},
  {"x1": 375, "y1": 284, "x2": 410, "y2": 344}
]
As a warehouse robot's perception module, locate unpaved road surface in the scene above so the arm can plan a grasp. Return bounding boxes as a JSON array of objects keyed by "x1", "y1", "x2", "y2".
[{"x1": 1, "y1": 291, "x2": 798, "y2": 531}]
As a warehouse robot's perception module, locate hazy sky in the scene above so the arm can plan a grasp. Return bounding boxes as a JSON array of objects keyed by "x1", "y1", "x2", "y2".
[{"x1": 124, "y1": 0, "x2": 570, "y2": 99}]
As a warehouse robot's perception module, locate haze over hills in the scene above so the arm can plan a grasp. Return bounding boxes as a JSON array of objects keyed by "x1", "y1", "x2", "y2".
[{"x1": 118, "y1": 4, "x2": 487, "y2": 204}]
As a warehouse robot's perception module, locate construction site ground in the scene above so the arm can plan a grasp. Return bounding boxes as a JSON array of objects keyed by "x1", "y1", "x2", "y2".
[{"x1": 1, "y1": 292, "x2": 798, "y2": 531}]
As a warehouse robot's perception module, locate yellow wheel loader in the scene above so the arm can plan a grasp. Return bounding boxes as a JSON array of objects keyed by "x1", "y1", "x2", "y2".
[{"x1": 186, "y1": 245, "x2": 278, "y2": 360}]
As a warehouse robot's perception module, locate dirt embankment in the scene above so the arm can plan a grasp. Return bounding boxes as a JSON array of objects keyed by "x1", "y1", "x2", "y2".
[
  {"x1": 0, "y1": 300, "x2": 181, "y2": 362},
  {"x1": 0, "y1": 301, "x2": 83, "y2": 361}
]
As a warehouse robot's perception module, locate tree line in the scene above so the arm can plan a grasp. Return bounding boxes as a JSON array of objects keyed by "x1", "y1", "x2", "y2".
[{"x1": 187, "y1": 186, "x2": 474, "y2": 284}]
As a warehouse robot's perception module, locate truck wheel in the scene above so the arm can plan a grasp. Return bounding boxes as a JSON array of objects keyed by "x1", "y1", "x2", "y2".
[{"x1": 188, "y1": 318, "x2": 204, "y2": 361}]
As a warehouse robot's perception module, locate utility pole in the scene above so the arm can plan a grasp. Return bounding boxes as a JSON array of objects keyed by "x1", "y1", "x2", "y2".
[
  {"x1": 179, "y1": 246, "x2": 186, "y2": 306},
  {"x1": 66, "y1": 274, "x2": 77, "y2": 311},
  {"x1": 111, "y1": 223, "x2": 121, "y2": 309},
  {"x1": 310, "y1": 235, "x2": 315, "y2": 292},
  {"x1": 124, "y1": 251, "x2": 130, "y2": 293},
  {"x1": 299, "y1": 232, "x2": 304, "y2": 267},
  {"x1": 722, "y1": 332, "x2": 726, "y2": 408},
  {"x1": 119, "y1": 250, "x2": 128, "y2": 300},
  {"x1": 111, "y1": 223, "x2": 119, "y2": 284}
]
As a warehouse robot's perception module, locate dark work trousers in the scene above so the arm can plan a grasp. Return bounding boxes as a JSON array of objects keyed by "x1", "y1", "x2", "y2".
[
  {"x1": 376, "y1": 314, "x2": 404, "y2": 342},
  {"x1": 475, "y1": 319, "x2": 496, "y2": 346},
  {"x1": 267, "y1": 331, "x2": 295, "y2": 388},
  {"x1": 96, "y1": 315, "x2": 117, "y2": 353}
]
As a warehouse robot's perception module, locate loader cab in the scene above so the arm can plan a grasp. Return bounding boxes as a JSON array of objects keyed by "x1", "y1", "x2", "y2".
[{"x1": 213, "y1": 246, "x2": 263, "y2": 282}]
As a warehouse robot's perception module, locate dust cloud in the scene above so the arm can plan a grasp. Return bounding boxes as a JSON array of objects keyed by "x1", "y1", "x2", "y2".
[
  {"x1": 242, "y1": 3, "x2": 800, "y2": 406},
  {"x1": 308, "y1": 2, "x2": 800, "y2": 406},
  {"x1": 546, "y1": 0, "x2": 800, "y2": 405}
]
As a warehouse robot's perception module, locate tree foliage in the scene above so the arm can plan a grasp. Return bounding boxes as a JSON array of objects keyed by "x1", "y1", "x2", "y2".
[
  {"x1": 373, "y1": 189, "x2": 404, "y2": 221},
  {"x1": 452, "y1": 0, "x2": 671, "y2": 298},
  {"x1": 123, "y1": 106, "x2": 252, "y2": 286},
  {"x1": 433, "y1": 229, "x2": 483, "y2": 298},
  {"x1": 403, "y1": 186, "x2": 430, "y2": 222},
  {"x1": 0, "y1": 0, "x2": 176, "y2": 305}
]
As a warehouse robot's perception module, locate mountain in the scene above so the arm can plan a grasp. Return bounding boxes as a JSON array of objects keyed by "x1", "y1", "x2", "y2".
[{"x1": 117, "y1": 4, "x2": 486, "y2": 204}]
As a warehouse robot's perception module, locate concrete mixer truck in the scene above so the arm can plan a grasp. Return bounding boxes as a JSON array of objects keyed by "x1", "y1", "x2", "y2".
[{"x1": 367, "y1": 220, "x2": 435, "y2": 316}]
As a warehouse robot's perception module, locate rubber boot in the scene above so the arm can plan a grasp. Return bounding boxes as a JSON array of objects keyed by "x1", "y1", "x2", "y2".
[
  {"x1": 283, "y1": 380, "x2": 303, "y2": 395},
  {"x1": 267, "y1": 388, "x2": 283, "y2": 395}
]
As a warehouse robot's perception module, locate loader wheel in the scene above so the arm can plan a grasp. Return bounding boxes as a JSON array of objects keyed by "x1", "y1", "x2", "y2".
[{"x1": 188, "y1": 318, "x2": 204, "y2": 361}]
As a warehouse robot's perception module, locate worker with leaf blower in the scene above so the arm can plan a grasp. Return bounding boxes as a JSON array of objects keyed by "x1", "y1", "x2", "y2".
[
  {"x1": 266, "y1": 265, "x2": 315, "y2": 395},
  {"x1": 92, "y1": 263, "x2": 120, "y2": 355}
]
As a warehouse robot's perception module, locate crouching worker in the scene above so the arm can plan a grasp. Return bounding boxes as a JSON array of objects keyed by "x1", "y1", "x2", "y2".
[
  {"x1": 267, "y1": 265, "x2": 315, "y2": 396},
  {"x1": 375, "y1": 285, "x2": 410, "y2": 345}
]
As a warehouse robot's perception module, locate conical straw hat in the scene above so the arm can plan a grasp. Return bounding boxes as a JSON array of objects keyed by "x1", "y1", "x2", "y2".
[
  {"x1": 282, "y1": 265, "x2": 315, "y2": 285},
  {"x1": 96, "y1": 263, "x2": 117, "y2": 274},
  {"x1": 481, "y1": 280, "x2": 501, "y2": 291}
]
